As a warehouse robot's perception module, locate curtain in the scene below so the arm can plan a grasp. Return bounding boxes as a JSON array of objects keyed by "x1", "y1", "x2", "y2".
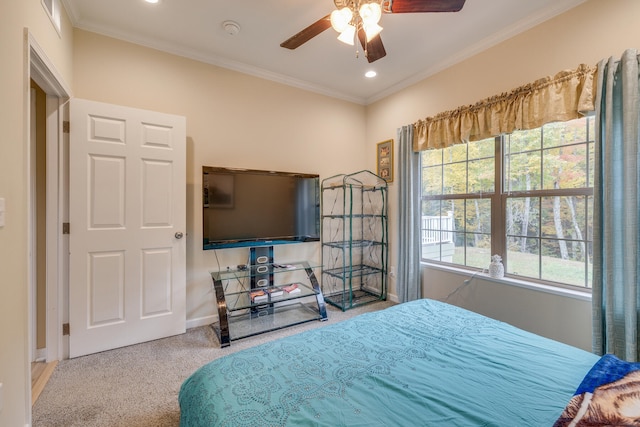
[
  {"x1": 593, "y1": 49, "x2": 640, "y2": 361},
  {"x1": 413, "y1": 64, "x2": 597, "y2": 151},
  {"x1": 397, "y1": 125, "x2": 422, "y2": 302}
]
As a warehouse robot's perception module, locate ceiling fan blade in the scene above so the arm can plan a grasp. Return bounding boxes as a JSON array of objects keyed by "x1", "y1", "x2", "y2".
[
  {"x1": 357, "y1": 29, "x2": 387, "y2": 63},
  {"x1": 383, "y1": 0, "x2": 466, "y2": 13},
  {"x1": 280, "y1": 15, "x2": 332, "y2": 50}
]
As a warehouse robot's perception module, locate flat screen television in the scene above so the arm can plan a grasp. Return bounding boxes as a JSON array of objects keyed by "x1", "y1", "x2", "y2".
[{"x1": 202, "y1": 166, "x2": 320, "y2": 250}]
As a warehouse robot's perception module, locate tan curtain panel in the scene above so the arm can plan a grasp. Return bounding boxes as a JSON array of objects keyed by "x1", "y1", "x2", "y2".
[{"x1": 413, "y1": 64, "x2": 597, "y2": 151}]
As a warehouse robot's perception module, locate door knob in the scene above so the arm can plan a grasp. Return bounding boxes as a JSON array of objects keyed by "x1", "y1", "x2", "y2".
[{"x1": 175, "y1": 232, "x2": 184, "y2": 239}]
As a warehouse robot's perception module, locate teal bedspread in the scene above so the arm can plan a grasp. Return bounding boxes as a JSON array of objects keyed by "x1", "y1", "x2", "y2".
[{"x1": 179, "y1": 299, "x2": 599, "y2": 426}]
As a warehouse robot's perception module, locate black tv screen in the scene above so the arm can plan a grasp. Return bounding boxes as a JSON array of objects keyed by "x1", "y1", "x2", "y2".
[{"x1": 202, "y1": 166, "x2": 320, "y2": 249}]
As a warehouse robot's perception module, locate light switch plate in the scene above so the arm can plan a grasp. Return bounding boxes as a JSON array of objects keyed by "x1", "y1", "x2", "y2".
[{"x1": 0, "y1": 198, "x2": 5, "y2": 227}]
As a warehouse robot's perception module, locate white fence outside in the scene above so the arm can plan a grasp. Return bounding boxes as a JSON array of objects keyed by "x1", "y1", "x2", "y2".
[
  {"x1": 422, "y1": 212, "x2": 455, "y2": 262},
  {"x1": 422, "y1": 212, "x2": 454, "y2": 245}
]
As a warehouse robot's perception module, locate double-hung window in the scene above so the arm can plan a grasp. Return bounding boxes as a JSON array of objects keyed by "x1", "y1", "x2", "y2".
[{"x1": 420, "y1": 116, "x2": 594, "y2": 289}]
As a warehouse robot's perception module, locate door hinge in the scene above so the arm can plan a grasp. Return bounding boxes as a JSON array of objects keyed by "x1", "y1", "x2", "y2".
[
  {"x1": 62, "y1": 323, "x2": 70, "y2": 336},
  {"x1": 63, "y1": 120, "x2": 70, "y2": 133},
  {"x1": 62, "y1": 222, "x2": 70, "y2": 234}
]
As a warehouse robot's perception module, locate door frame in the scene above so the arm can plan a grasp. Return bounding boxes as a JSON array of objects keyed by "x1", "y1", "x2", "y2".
[{"x1": 26, "y1": 30, "x2": 72, "y2": 364}]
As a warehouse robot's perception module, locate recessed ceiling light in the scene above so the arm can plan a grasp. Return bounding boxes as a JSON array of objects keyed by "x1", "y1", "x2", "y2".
[
  {"x1": 365, "y1": 70, "x2": 377, "y2": 78},
  {"x1": 145, "y1": 0, "x2": 160, "y2": 4}
]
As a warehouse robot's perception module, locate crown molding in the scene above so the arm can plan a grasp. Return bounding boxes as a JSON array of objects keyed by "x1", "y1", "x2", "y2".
[
  {"x1": 366, "y1": 0, "x2": 587, "y2": 104},
  {"x1": 59, "y1": 0, "x2": 587, "y2": 106},
  {"x1": 72, "y1": 20, "x2": 367, "y2": 105},
  {"x1": 60, "y1": 0, "x2": 80, "y2": 26}
]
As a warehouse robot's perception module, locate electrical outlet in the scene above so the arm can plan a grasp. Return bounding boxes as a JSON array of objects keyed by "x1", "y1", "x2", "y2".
[{"x1": 389, "y1": 266, "x2": 396, "y2": 278}]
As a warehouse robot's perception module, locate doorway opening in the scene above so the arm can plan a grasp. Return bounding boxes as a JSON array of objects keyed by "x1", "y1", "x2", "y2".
[{"x1": 27, "y1": 31, "x2": 71, "y2": 405}]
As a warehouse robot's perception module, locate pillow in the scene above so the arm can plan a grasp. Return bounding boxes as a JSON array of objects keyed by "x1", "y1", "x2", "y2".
[{"x1": 553, "y1": 354, "x2": 640, "y2": 426}]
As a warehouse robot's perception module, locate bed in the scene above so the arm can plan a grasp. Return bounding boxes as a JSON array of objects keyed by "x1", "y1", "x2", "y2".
[{"x1": 179, "y1": 298, "x2": 620, "y2": 426}]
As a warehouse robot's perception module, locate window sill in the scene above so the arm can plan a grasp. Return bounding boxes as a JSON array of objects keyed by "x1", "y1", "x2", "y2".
[{"x1": 421, "y1": 262, "x2": 592, "y2": 302}]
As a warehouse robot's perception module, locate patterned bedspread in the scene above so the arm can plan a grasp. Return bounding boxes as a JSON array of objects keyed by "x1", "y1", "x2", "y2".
[
  {"x1": 179, "y1": 299, "x2": 599, "y2": 426},
  {"x1": 554, "y1": 354, "x2": 640, "y2": 426}
]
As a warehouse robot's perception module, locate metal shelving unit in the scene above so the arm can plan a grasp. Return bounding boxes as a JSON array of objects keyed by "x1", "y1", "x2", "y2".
[
  {"x1": 321, "y1": 170, "x2": 388, "y2": 311},
  {"x1": 211, "y1": 259, "x2": 327, "y2": 347}
]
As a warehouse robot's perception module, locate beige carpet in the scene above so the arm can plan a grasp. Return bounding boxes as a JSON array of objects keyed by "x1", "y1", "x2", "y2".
[{"x1": 32, "y1": 300, "x2": 394, "y2": 427}]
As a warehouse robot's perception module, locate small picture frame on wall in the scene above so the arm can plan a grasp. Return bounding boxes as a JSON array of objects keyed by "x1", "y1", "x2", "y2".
[{"x1": 376, "y1": 139, "x2": 394, "y2": 183}]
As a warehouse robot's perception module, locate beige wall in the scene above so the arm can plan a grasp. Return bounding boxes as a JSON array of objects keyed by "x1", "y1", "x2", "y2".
[
  {"x1": 73, "y1": 29, "x2": 367, "y2": 324},
  {"x1": 366, "y1": 0, "x2": 640, "y2": 350},
  {"x1": 3, "y1": 1, "x2": 639, "y2": 424},
  {"x1": 0, "y1": 0, "x2": 74, "y2": 425}
]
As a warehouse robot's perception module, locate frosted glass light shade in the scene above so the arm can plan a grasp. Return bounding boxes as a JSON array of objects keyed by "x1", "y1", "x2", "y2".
[
  {"x1": 363, "y1": 22, "x2": 383, "y2": 41},
  {"x1": 359, "y1": 3, "x2": 382, "y2": 25},
  {"x1": 331, "y1": 7, "x2": 353, "y2": 32},
  {"x1": 337, "y1": 24, "x2": 356, "y2": 45}
]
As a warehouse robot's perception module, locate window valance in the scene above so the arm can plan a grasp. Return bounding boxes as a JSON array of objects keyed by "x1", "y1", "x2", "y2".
[{"x1": 413, "y1": 64, "x2": 597, "y2": 151}]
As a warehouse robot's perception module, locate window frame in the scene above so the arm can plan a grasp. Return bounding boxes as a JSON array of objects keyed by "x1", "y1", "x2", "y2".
[
  {"x1": 41, "y1": 0, "x2": 62, "y2": 36},
  {"x1": 420, "y1": 118, "x2": 594, "y2": 291}
]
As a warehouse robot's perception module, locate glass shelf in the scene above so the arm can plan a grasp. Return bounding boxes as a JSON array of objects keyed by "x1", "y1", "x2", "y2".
[
  {"x1": 211, "y1": 261, "x2": 322, "y2": 281},
  {"x1": 210, "y1": 257, "x2": 327, "y2": 347},
  {"x1": 215, "y1": 302, "x2": 323, "y2": 342},
  {"x1": 222, "y1": 282, "x2": 318, "y2": 312}
]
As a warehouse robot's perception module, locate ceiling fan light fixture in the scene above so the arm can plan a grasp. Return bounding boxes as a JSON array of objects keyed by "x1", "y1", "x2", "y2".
[
  {"x1": 363, "y1": 22, "x2": 383, "y2": 42},
  {"x1": 281, "y1": 0, "x2": 467, "y2": 63},
  {"x1": 359, "y1": 3, "x2": 382, "y2": 25},
  {"x1": 337, "y1": 24, "x2": 356, "y2": 45},
  {"x1": 330, "y1": 7, "x2": 353, "y2": 33}
]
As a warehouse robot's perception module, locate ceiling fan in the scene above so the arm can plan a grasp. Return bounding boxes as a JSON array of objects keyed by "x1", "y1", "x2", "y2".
[{"x1": 280, "y1": 0, "x2": 467, "y2": 63}]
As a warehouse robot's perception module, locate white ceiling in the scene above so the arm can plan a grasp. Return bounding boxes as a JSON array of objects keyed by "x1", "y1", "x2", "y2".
[{"x1": 61, "y1": 0, "x2": 586, "y2": 105}]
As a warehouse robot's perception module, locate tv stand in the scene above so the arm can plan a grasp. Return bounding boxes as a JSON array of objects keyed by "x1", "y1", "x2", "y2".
[{"x1": 211, "y1": 247, "x2": 328, "y2": 347}]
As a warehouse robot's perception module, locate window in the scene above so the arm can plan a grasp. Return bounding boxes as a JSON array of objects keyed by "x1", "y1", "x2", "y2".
[
  {"x1": 420, "y1": 117, "x2": 594, "y2": 289},
  {"x1": 42, "y1": 0, "x2": 62, "y2": 34}
]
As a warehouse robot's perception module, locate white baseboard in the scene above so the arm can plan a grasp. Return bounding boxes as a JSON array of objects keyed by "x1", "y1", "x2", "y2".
[
  {"x1": 34, "y1": 348, "x2": 47, "y2": 362},
  {"x1": 186, "y1": 314, "x2": 218, "y2": 330}
]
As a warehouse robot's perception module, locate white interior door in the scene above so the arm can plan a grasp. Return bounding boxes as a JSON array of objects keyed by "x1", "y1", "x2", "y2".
[{"x1": 69, "y1": 98, "x2": 186, "y2": 358}]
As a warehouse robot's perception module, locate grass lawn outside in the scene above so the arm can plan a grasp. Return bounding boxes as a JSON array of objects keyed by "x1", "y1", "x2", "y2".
[{"x1": 452, "y1": 247, "x2": 592, "y2": 288}]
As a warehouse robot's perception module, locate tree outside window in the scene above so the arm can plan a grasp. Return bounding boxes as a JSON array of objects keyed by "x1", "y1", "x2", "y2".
[{"x1": 420, "y1": 117, "x2": 594, "y2": 289}]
